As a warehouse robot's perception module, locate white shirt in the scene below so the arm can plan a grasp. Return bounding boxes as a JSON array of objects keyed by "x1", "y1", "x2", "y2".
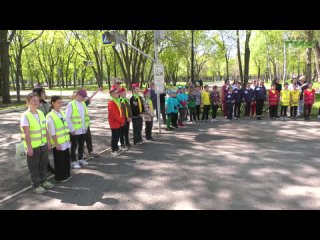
[
  {"x1": 250, "y1": 84, "x2": 256, "y2": 90},
  {"x1": 66, "y1": 100, "x2": 87, "y2": 135},
  {"x1": 20, "y1": 110, "x2": 46, "y2": 147},
  {"x1": 46, "y1": 110, "x2": 71, "y2": 151},
  {"x1": 288, "y1": 84, "x2": 301, "y2": 91}
]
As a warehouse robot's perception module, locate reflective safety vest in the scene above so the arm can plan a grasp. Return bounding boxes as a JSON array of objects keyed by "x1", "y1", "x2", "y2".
[
  {"x1": 281, "y1": 90, "x2": 290, "y2": 106},
  {"x1": 70, "y1": 100, "x2": 90, "y2": 130},
  {"x1": 21, "y1": 110, "x2": 47, "y2": 149},
  {"x1": 46, "y1": 111, "x2": 70, "y2": 145},
  {"x1": 290, "y1": 90, "x2": 300, "y2": 106}
]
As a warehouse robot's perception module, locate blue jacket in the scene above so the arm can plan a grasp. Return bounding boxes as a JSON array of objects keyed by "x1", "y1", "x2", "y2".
[
  {"x1": 243, "y1": 88, "x2": 254, "y2": 102},
  {"x1": 225, "y1": 92, "x2": 235, "y2": 104},
  {"x1": 233, "y1": 88, "x2": 243, "y2": 102},
  {"x1": 176, "y1": 93, "x2": 188, "y2": 108},
  {"x1": 254, "y1": 86, "x2": 267, "y2": 101}
]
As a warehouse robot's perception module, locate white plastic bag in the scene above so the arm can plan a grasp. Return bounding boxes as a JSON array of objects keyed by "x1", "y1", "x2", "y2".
[{"x1": 15, "y1": 142, "x2": 27, "y2": 171}]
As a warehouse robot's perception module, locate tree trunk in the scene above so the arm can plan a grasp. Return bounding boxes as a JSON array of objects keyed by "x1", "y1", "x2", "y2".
[
  {"x1": 236, "y1": 30, "x2": 243, "y2": 83},
  {"x1": 225, "y1": 54, "x2": 229, "y2": 80},
  {"x1": 313, "y1": 42, "x2": 320, "y2": 82},
  {"x1": 305, "y1": 30, "x2": 313, "y2": 83},
  {"x1": 243, "y1": 30, "x2": 251, "y2": 88},
  {"x1": 0, "y1": 30, "x2": 11, "y2": 104}
]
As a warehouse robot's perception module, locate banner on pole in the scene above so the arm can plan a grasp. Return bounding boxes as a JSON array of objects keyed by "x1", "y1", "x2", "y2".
[{"x1": 154, "y1": 64, "x2": 165, "y2": 94}]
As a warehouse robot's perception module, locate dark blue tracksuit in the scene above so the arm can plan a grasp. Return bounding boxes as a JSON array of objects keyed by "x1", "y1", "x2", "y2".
[
  {"x1": 233, "y1": 88, "x2": 243, "y2": 118},
  {"x1": 243, "y1": 88, "x2": 254, "y2": 117},
  {"x1": 254, "y1": 86, "x2": 267, "y2": 118},
  {"x1": 225, "y1": 92, "x2": 235, "y2": 120}
]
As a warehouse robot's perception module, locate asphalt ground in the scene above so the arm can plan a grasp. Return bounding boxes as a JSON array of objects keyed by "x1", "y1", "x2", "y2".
[{"x1": 1, "y1": 95, "x2": 320, "y2": 209}]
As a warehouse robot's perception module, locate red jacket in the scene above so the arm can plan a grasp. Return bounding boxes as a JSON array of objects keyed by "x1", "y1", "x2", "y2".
[
  {"x1": 269, "y1": 90, "x2": 279, "y2": 106},
  {"x1": 108, "y1": 100, "x2": 125, "y2": 129},
  {"x1": 304, "y1": 89, "x2": 315, "y2": 105}
]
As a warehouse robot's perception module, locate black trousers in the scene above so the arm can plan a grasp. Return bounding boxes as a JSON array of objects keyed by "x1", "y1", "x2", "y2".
[
  {"x1": 85, "y1": 126, "x2": 93, "y2": 153},
  {"x1": 120, "y1": 120, "x2": 130, "y2": 146},
  {"x1": 145, "y1": 120, "x2": 153, "y2": 140},
  {"x1": 111, "y1": 128, "x2": 121, "y2": 151},
  {"x1": 281, "y1": 106, "x2": 288, "y2": 117},
  {"x1": 227, "y1": 103, "x2": 234, "y2": 119},
  {"x1": 132, "y1": 117, "x2": 143, "y2": 144},
  {"x1": 195, "y1": 105, "x2": 201, "y2": 121},
  {"x1": 304, "y1": 104, "x2": 312, "y2": 118},
  {"x1": 189, "y1": 107, "x2": 197, "y2": 121},
  {"x1": 53, "y1": 147, "x2": 71, "y2": 181},
  {"x1": 234, "y1": 102, "x2": 241, "y2": 118},
  {"x1": 171, "y1": 112, "x2": 178, "y2": 127},
  {"x1": 245, "y1": 102, "x2": 251, "y2": 117},
  {"x1": 256, "y1": 100, "x2": 264, "y2": 117},
  {"x1": 290, "y1": 106, "x2": 298, "y2": 118},
  {"x1": 202, "y1": 105, "x2": 210, "y2": 120},
  {"x1": 160, "y1": 101, "x2": 166, "y2": 123},
  {"x1": 212, "y1": 105, "x2": 219, "y2": 119},
  {"x1": 70, "y1": 133, "x2": 86, "y2": 162},
  {"x1": 269, "y1": 105, "x2": 278, "y2": 118}
]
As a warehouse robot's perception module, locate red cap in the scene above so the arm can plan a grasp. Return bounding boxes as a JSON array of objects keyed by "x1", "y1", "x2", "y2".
[
  {"x1": 132, "y1": 83, "x2": 140, "y2": 89},
  {"x1": 143, "y1": 88, "x2": 150, "y2": 95},
  {"x1": 109, "y1": 85, "x2": 118, "y2": 93},
  {"x1": 118, "y1": 87, "x2": 126, "y2": 93}
]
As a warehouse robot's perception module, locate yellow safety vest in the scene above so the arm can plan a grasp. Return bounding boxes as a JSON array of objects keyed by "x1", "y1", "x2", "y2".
[
  {"x1": 70, "y1": 100, "x2": 90, "y2": 130},
  {"x1": 290, "y1": 90, "x2": 300, "y2": 106},
  {"x1": 46, "y1": 111, "x2": 70, "y2": 145},
  {"x1": 21, "y1": 110, "x2": 47, "y2": 149},
  {"x1": 281, "y1": 90, "x2": 290, "y2": 106}
]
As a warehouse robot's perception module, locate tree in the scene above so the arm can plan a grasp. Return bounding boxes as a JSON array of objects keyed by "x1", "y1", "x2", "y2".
[{"x1": 0, "y1": 30, "x2": 16, "y2": 104}]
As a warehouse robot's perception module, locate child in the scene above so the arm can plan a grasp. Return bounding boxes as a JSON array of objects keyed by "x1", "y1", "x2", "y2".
[
  {"x1": 46, "y1": 96, "x2": 71, "y2": 182},
  {"x1": 303, "y1": 82, "x2": 316, "y2": 120},
  {"x1": 250, "y1": 79, "x2": 258, "y2": 117},
  {"x1": 188, "y1": 88, "x2": 197, "y2": 122},
  {"x1": 20, "y1": 92, "x2": 54, "y2": 194},
  {"x1": 221, "y1": 79, "x2": 230, "y2": 118},
  {"x1": 254, "y1": 80, "x2": 267, "y2": 120},
  {"x1": 171, "y1": 90, "x2": 179, "y2": 128},
  {"x1": 119, "y1": 87, "x2": 132, "y2": 150},
  {"x1": 177, "y1": 86, "x2": 188, "y2": 126},
  {"x1": 243, "y1": 83, "x2": 254, "y2": 119},
  {"x1": 290, "y1": 83, "x2": 300, "y2": 120},
  {"x1": 66, "y1": 89, "x2": 90, "y2": 168},
  {"x1": 165, "y1": 90, "x2": 174, "y2": 130},
  {"x1": 108, "y1": 86, "x2": 125, "y2": 155},
  {"x1": 194, "y1": 86, "x2": 202, "y2": 121},
  {"x1": 201, "y1": 85, "x2": 211, "y2": 122},
  {"x1": 210, "y1": 85, "x2": 220, "y2": 122},
  {"x1": 225, "y1": 86, "x2": 235, "y2": 120},
  {"x1": 143, "y1": 88, "x2": 155, "y2": 141},
  {"x1": 130, "y1": 83, "x2": 145, "y2": 145},
  {"x1": 268, "y1": 83, "x2": 279, "y2": 120},
  {"x1": 233, "y1": 81, "x2": 243, "y2": 120},
  {"x1": 280, "y1": 83, "x2": 290, "y2": 120}
]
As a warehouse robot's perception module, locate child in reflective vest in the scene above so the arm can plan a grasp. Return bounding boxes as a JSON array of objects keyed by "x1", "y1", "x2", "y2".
[
  {"x1": 143, "y1": 88, "x2": 155, "y2": 141},
  {"x1": 280, "y1": 83, "x2": 290, "y2": 120},
  {"x1": 46, "y1": 96, "x2": 71, "y2": 182},
  {"x1": 303, "y1": 82, "x2": 316, "y2": 120},
  {"x1": 119, "y1": 87, "x2": 132, "y2": 150},
  {"x1": 290, "y1": 83, "x2": 300, "y2": 120},
  {"x1": 20, "y1": 93, "x2": 54, "y2": 194}
]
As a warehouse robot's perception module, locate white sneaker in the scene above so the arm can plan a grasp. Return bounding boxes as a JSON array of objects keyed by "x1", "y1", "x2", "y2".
[
  {"x1": 71, "y1": 161, "x2": 81, "y2": 169},
  {"x1": 78, "y1": 159, "x2": 88, "y2": 166},
  {"x1": 111, "y1": 150, "x2": 121, "y2": 156}
]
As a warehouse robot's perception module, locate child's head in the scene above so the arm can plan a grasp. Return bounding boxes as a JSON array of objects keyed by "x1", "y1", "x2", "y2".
[
  {"x1": 284, "y1": 82, "x2": 288, "y2": 89},
  {"x1": 252, "y1": 79, "x2": 257, "y2": 85},
  {"x1": 143, "y1": 88, "x2": 150, "y2": 98},
  {"x1": 293, "y1": 83, "x2": 297, "y2": 90},
  {"x1": 308, "y1": 82, "x2": 313, "y2": 89},
  {"x1": 237, "y1": 81, "x2": 241, "y2": 88},
  {"x1": 259, "y1": 79, "x2": 264, "y2": 86},
  {"x1": 75, "y1": 89, "x2": 87, "y2": 102},
  {"x1": 204, "y1": 85, "x2": 209, "y2": 91},
  {"x1": 246, "y1": 83, "x2": 251, "y2": 88},
  {"x1": 271, "y1": 83, "x2": 276, "y2": 90},
  {"x1": 119, "y1": 87, "x2": 126, "y2": 98},
  {"x1": 50, "y1": 96, "x2": 62, "y2": 110},
  {"x1": 228, "y1": 86, "x2": 233, "y2": 93},
  {"x1": 132, "y1": 83, "x2": 140, "y2": 94},
  {"x1": 32, "y1": 87, "x2": 46, "y2": 101},
  {"x1": 110, "y1": 86, "x2": 119, "y2": 98},
  {"x1": 26, "y1": 92, "x2": 40, "y2": 109},
  {"x1": 213, "y1": 86, "x2": 218, "y2": 92}
]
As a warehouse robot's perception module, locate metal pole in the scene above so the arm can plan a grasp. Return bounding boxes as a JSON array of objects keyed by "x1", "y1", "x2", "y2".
[
  {"x1": 191, "y1": 30, "x2": 194, "y2": 84},
  {"x1": 283, "y1": 41, "x2": 286, "y2": 86},
  {"x1": 154, "y1": 31, "x2": 161, "y2": 134}
]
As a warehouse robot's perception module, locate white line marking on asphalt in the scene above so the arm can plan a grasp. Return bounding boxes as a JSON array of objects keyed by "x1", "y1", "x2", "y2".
[
  {"x1": 0, "y1": 174, "x2": 54, "y2": 205},
  {"x1": 0, "y1": 140, "x2": 20, "y2": 148}
]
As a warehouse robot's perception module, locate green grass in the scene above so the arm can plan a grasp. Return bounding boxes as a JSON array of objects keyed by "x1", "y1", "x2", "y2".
[{"x1": 0, "y1": 103, "x2": 26, "y2": 111}]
